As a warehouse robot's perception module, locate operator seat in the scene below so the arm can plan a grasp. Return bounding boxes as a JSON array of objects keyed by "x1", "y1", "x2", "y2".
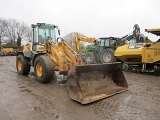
[{"x1": 38, "y1": 35, "x2": 43, "y2": 43}]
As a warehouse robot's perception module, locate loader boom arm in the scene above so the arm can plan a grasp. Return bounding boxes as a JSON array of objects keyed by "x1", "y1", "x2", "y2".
[
  {"x1": 43, "y1": 38, "x2": 84, "y2": 71},
  {"x1": 44, "y1": 39, "x2": 70, "y2": 71},
  {"x1": 57, "y1": 37, "x2": 84, "y2": 65}
]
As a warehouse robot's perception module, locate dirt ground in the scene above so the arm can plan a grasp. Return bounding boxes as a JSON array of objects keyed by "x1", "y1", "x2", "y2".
[{"x1": 0, "y1": 56, "x2": 160, "y2": 120}]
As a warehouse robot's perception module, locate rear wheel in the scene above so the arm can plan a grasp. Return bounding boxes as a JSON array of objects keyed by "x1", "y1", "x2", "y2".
[
  {"x1": 100, "y1": 49, "x2": 115, "y2": 63},
  {"x1": 84, "y1": 52, "x2": 95, "y2": 64},
  {"x1": 34, "y1": 55, "x2": 54, "y2": 83},
  {"x1": 16, "y1": 54, "x2": 30, "y2": 75}
]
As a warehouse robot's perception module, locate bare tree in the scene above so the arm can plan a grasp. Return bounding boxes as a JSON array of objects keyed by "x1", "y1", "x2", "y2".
[
  {"x1": 4, "y1": 19, "x2": 31, "y2": 45},
  {"x1": 4, "y1": 19, "x2": 17, "y2": 44},
  {"x1": 0, "y1": 18, "x2": 6, "y2": 49},
  {"x1": 63, "y1": 32, "x2": 83, "y2": 46},
  {"x1": 16, "y1": 21, "x2": 31, "y2": 40}
]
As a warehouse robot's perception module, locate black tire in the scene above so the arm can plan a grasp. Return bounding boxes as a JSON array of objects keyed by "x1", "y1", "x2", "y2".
[
  {"x1": 84, "y1": 52, "x2": 95, "y2": 64},
  {"x1": 34, "y1": 55, "x2": 54, "y2": 83},
  {"x1": 155, "y1": 71, "x2": 160, "y2": 76},
  {"x1": 122, "y1": 63, "x2": 129, "y2": 71},
  {"x1": 100, "y1": 49, "x2": 115, "y2": 63},
  {"x1": 16, "y1": 54, "x2": 30, "y2": 75}
]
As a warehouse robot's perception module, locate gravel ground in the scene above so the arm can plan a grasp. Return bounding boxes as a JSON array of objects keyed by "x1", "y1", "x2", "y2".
[{"x1": 0, "y1": 56, "x2": 160, "y2": 120}]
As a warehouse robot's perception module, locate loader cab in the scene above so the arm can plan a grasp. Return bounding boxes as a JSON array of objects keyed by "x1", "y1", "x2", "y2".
[{"x1": 31, "y1": 23, "x2": 59, "y2": 51}]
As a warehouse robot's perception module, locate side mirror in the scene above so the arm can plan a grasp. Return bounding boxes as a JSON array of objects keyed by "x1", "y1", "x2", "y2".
[
  {"x1": 58, "y1": 29, "x2": 61, "y2": 35},
  {"x1": 31, "y1": 24, "x2": 35, "y2": 28}
]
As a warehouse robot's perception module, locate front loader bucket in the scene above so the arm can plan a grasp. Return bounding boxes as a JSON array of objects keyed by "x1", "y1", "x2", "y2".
[{"x1": 66, "y1": 62, "x2": 128, "y2": 104}]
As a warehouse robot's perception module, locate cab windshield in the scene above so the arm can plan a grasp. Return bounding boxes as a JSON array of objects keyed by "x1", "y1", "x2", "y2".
[
  {"x1": 38, "y1": 26, "x2": 56, "y2": 43},
  {"x1": 129, "y1": 38, "x2": 137, "y2": 44}
]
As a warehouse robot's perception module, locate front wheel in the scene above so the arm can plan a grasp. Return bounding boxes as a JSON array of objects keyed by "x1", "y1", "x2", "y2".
[
  {"x1": 34, "y1": 55, "x2": 54, "y2": 83},
  {"x1": 16, "y1": 54, "x2": 31, "y2": 75},
  {"x1": 84, "y1": 52, "x2": 95, "y2": 64}
]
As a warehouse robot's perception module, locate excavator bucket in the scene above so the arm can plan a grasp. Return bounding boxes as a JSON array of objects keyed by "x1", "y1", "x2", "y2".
[{"x1": 66, "y1": 62, "x2": 128, "y2": 104}]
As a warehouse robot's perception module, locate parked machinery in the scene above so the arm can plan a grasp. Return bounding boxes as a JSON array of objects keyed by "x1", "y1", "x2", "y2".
[
  {"x1": 0, "y1": 47, "x2": 17, "y2": 56},
  {"x1": 75, "y1": 24, "x2": 156, "y2": 75},
  {"x1": 74, "y1": 33, "x2": 119, "y2": 64},
  {"x1": 142, "y1": 28, "x2": 160, "y2": 75},
  {"x1": 114, "y1": 25, "x2": 160, "y2": 74},
  {"x1": 16, "y1": 23, "x2": 128, "y2": 104}
]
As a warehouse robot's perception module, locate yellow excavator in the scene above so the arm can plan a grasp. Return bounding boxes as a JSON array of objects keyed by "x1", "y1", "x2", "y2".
[
  {"x1": 73, "y1": 33, "x2": 99, "y2": 63},
  {"x1": 73, "y1": 33, "x2": 98, "y2": 52},
  {"x1": 16, "y1": 23, "x2": 128, "y2": 104}
]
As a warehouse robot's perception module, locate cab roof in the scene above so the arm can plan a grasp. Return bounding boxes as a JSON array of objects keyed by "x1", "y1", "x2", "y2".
[{"x1": 99, "y1": 37, "x2": 120, "y2": 40}]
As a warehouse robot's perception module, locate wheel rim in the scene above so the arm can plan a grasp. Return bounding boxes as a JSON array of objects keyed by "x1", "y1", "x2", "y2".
[
  {"x1": 86, "y1": 55, "x2": 91, "y2": 61},
  {"x1": 122, "y1": 64, "x2": 129, "y2": 71},
  {"x1": 17, "y1": 59, "x2": 22, "y2": 71},
  {"x1": 36, "y1": 62, "x2": 43, "y2": 77},
  {"x1": 103, "y1": 52, "x2": 111, "y2": 62}
]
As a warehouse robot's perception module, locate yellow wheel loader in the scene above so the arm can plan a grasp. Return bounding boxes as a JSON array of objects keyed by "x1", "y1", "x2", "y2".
[{"x1": 16, "y1": 23, "x2": 128, "y2": 104}]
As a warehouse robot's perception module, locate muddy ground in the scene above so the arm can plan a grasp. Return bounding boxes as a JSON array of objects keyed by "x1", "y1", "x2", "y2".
[{"x1": 0, "y1": 56, "x2": 160, "y2": 120}]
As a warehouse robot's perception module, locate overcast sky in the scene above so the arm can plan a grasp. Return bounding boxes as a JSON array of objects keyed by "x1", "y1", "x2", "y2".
[{"x1": 0, "y1": 0, "x2": 160, "y2": 41}]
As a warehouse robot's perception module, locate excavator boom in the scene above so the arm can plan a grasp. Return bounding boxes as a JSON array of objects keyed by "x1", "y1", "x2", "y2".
[{"x1": 74, "y1": 33, "x2": 98, "y2": 52}]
